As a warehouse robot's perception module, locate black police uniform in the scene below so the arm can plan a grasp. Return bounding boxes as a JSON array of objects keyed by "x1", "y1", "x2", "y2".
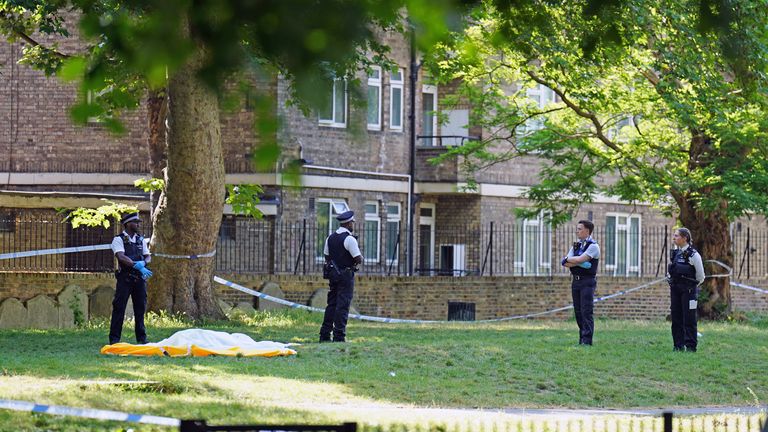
[
  {"x1": 569, "y1": 240, "x2": 599, "y2": 345},
  {"x1": 109, "y1": 233, "x2": 148, "y2": 344},
  {"x1": 668, "y1": 247, "x2": 699, "y2": 351},
  {"x1": 320, "y1": 230, "x2": 356, "y2": 342}
]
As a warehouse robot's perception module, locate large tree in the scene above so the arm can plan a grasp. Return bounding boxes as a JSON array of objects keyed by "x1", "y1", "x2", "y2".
[
  {"x1": 1, "y1": 0, "x2": 467, "y2": 318},
  {"x1": 427, "y1": 0, "x2": 768, "y2": 318}
]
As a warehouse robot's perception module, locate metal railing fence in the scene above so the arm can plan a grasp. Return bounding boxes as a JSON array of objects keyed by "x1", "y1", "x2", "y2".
[{"x1": 2, "y1": 215, "x2": 767, "y2": 278}]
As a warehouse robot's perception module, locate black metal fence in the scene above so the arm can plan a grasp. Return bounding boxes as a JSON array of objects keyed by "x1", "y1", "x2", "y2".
[{"x1": 2, "y1": 215, "x2": 768, "y2": 278}]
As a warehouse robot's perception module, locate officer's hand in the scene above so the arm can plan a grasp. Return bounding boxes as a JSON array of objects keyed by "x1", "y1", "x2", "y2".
[
  {"x1": 561, "y1": 257, "x2": 568, "y2": 266},
  {"x1": 579, "y1": 262, "x2": 592, "y2": 269},
  {"x1": 139, "y1": 267, "x2": 153, "y2": 280},
  {"x1": 133, "y1": 261, "x2": 146, "y2": 270}
]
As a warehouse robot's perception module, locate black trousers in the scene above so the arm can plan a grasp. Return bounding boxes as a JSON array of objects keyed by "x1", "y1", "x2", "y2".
[
  {"x1": 670, "y1": 282, "x2": 698, "y2": 351},
  {"x1": 320, "y1": 272, "x2": 355, "y2": 342},
  {"x1": 109, "y1": 273, "x2": 147, "y2": 344},
  {"x1": 571, "y1": 277, "x2": 596, "y2": 345}
]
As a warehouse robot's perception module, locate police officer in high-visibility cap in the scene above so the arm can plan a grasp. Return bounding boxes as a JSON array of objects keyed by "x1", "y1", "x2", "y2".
[
  {"x1": 109, "y1": 212, "x2": 152, "y2": 345},
  {"x1": 319, "y1": 210, "x2": 362, "y2": 343},
  {"x1": 667, "y1": 227, "x2": 705, "y2": 352}
]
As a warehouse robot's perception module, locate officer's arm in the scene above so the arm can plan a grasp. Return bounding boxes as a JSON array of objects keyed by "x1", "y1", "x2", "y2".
[
  {"x1": 691, "y1": 253, "x2": 706, "y2": 285},
  {"x1": 566, "y1": 253, "x2": 591, "y2": 264},
  {"x1": 324, "y1": 254, "x2": 331, "y2": 264},
  {"x1": 353, "y1": 255, "x2": 363, "y2": 265},
  {"x1": 115, "y1": 251, "x2": 135, "y2": 268}
]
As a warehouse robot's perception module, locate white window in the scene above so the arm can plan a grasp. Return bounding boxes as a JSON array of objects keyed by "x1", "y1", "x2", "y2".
[
  {"x1": 605, "y1": 214, "x2": 641, "y2": 276},
  {"x1": 315, "y1": 198, "x2": 350, "y2": 259},
  {"x1": 363, "y1": 202, "x2": 380, "y2": 263},
  {"x1": 385, "y1": 203, "x2": 401, "y2": 265},
  {"x1": 390, "y1": 68, "x2": 404, "y2": 130},
  {"x1": 519, "y1": 84, "x2": 558, "y2": 136},
  {"x1": 421, "y1": 84, "x2": 438, "y2": 146},
  {"x1": 367, "y1": 67, "x2": 382, "y2": 130},
  {"x1": 318, "y1": 78, "x2": 347, "y2": 128},
  {"x1": 514, "y1": 212, "x2": 552, "y2": 276}
]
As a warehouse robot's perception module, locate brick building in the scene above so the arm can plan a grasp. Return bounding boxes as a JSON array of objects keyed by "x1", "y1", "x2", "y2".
[{"x1": 2, "y1": 27, "x2": 767, "y2": 282}]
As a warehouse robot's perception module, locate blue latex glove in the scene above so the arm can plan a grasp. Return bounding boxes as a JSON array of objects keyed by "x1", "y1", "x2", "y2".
[
  {"x1": 579, "y1": 262, "x2": 592, "y2": 269},
  {"x1": 138, "y1": 267, "x2": 153, "y2": 280},
  {"x1": 133, "y1": 261, "x2": 146, "y2": 270},
  {"x1": 561, "y1": 257, "x2": 568, "y2": 266}
]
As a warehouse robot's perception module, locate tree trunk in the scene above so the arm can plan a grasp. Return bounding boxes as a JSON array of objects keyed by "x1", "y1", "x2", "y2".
[
  {"x1": 146, "y1": 89, "x2": 167, "y2": 217},
  {"x1": 147, "y1": 32, "x2": 225, "y2": 320},
  {"x1": 678, "y1": 200, "x2": 733, "y2": 320}
]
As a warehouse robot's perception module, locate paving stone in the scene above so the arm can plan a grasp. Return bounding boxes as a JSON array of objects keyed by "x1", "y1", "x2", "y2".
[
  {"x1": 257, "y1": 281, "x2": 288, "y2": 311},
  {"x1": 0, "y1": 298, "x2": 28, "y2": 329},
  {"x1": 89, "y1": 285, "x2": 115, "y2": 318},
  {"x1": 58, "y1": 285, "x2": 88, "y2": 328},
  {"x1": 26, "y1": 295, "x2": 59, "y2": 329}
]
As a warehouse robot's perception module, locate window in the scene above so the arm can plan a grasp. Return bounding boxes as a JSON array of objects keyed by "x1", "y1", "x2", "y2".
[
  {"x1": 421, "y1": 85, "x2": 437, "y2": 146},
  {"x1": 385, "y1": 203, "x2": 401, "y2": 264},
  {"x1": 363, "y1": 202, "x2": 380, "y2": 262},
  {"x1": 315, "y1": 198, "x2": 350, "y2": 259},
  {"x1": 318, "y1": 78, "x2": 347, "y2": 127},
  {"x1": 519, "y1": 84, "x2": 558, "y2": 137},
  {"x1": 367, "y1": 67, "x2": 382, "y2": 130},
  {"x1": 219, "y1": 216, "x2": 237, "y2": 241},
  {"x1": 390, "y1": 68, "x2": 404, "y2": 130},
  {"x1": 605, "y1": 214, "x2": 641, "y2": 276},
  {"x1": 514, "y1": 212, "x2": 552, "y2": 276}
]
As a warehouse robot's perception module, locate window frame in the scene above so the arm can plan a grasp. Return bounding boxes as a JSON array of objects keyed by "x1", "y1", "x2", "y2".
[
  {"x1": 389, "y1": 68, "x2": 404, "y2": 131},
  {"x1": 362, "y1": 201, "x2": 380, "y2": 263},
  {"x1": 514, "y1": 211, "x2": 552, "y2": 276},
  {"x1": 421, "y1": 84, "x2": 438, "y2": 146},
  {"x1": 385, "y1": 203, "x2": 401, "y2": 265},
  {"x1": 367, "y1": 66, "x2": 382, "y2": 130},
  {"x1": 315, "y1": 198, "x2": 351, "y2": 261},
  {"x1": 318, "y1": 78, "x2": 348, "y2": 128},
  {"x1": 604, "y1": 213, "x2": 642, "y2": 276}
]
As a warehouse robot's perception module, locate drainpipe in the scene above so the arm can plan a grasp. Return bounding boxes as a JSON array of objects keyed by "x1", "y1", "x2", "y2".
[{"x1": 407, "y1": 26, "x2": 419, "y2": 276}]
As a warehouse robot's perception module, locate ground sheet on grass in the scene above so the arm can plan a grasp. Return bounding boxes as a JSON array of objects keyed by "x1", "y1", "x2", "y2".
[{"x1": 100, "y1": 328, "x2": 297, "y2": 357}]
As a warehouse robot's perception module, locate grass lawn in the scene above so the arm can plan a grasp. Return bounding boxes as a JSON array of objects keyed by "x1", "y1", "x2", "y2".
[{"x1": 0, "y1": 311, "x2": 766, "y2": 431}]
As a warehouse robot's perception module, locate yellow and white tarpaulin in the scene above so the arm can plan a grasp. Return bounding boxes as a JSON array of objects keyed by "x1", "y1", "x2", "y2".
[{"x1": 100, "y1": 329, "x2": 297, "y2": 357}]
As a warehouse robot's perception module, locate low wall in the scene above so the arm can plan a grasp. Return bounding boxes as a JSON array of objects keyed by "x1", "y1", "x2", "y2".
[{"x1": 1, "y1": 272, "x2": 767, "y2": 329}]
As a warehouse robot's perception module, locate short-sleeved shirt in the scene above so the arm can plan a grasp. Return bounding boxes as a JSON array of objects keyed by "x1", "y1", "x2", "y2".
[
  {"x1": 111, "y1": 231, "x2": 151, "y2": 256},
  {"x1": 566, "y1": 239, "x2": 600, "y2": 259},
  {"x1": 323, "y1": 227, "x2": 362, "y2": 258}
]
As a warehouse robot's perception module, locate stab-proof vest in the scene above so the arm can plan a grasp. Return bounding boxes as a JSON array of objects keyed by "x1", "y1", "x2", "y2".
[
  {"x1": 116, "y1": 233, "x2": 144, "y2": 273},
  {"x1": 669, "y1": 248, "x2": 698, "y2": 285},
  {"x1": 327, "y1": 231, "x2": 355, "y2": 270},
  {"x1": 569, "y1": 239, "x2": 599, "y2": 277}
]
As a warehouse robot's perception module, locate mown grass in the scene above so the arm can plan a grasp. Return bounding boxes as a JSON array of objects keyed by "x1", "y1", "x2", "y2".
[{"x1": 0, "y1": 311, "x2": 766, "y2": 431}]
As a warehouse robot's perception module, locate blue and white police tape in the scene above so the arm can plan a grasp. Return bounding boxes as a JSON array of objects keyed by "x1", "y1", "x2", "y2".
[
  {"x1": 0, "y1": 398, "x2": 180, "y2": 427},
  {"x1": 214, "y1": 276, "x2": 669, "y2": 323},
  {"x1": 0, "y1": 244, "x2": 112, "y2": 261},
  {"x1": 730, "y1": 281, "x2": 768, "y2": 295}
]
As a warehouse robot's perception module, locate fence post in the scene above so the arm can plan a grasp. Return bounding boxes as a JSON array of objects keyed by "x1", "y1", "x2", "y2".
[
  {"x1": 663, "y1": 412, "x2": 673, "y2": 432},
  {"x1": 657, "y1": 225, "x2": 668, "y2": 277},
  {"x1": 490, "y1": 221, "x2": 494, "y2": 276},
  {"x1": 293, "y1": 219, "x2": 306, "y2": 275},
  {"x1": 747, "y1": 226, "x2": 751, "y2": 279}
]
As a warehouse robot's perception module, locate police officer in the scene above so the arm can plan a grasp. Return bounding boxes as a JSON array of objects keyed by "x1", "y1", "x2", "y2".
[
  {"x1": 667, "y1": 227, "x2": 705, "y2": 352},
  {"x1": 109, "y1": 212, "x2": 152, "y2": 345},
  {"x1": 319, "y1": 210, "x2": 363, "y2": 343},
  {"x1": 561, "y1": 220, "x2": 600, "y2": 345}
]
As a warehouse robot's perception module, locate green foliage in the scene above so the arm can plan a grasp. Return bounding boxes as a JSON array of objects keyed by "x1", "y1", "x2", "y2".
[
  {"x1": 226, "y1": 184, "x2": 264, "y2": 219},
  {"x1": 67, "y1": 293, "x2": 85, "y2": 328},
  {"x1": 427, "y1": 0, "x2": 768, "y2": 225},
  {"x1": 64, "y1": 201, "x2": 138, "y2": 229},
  {"x1": 134, "y1": 177, "x2": 165, "y2": 192}
]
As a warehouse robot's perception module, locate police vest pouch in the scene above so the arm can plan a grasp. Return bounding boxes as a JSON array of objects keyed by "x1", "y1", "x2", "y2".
[{"x1": 322, "y1": 261, "x2": 340, "y2": 280}]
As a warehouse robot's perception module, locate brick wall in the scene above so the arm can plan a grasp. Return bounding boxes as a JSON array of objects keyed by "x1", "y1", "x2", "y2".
[
  {"x1": 2, "y1": 272, "x2": 766, "y2": 320},
  {"x1": 214, "y1": 274, "x2": 768, "y2": 320}
]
